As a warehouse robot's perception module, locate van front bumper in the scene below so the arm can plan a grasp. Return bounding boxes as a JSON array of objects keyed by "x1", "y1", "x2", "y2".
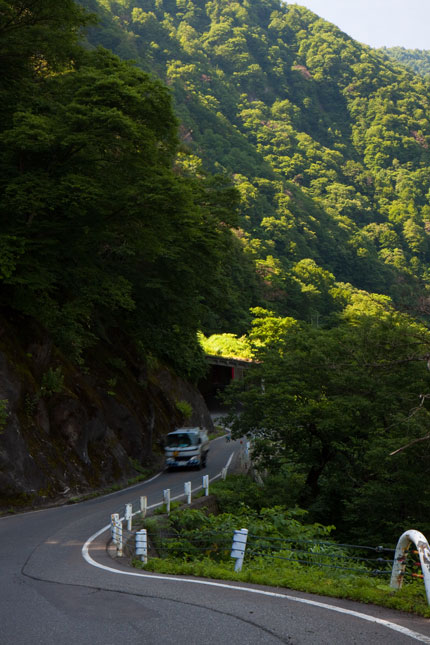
[{"x1": 165, "y1": 455, "x2": 201, "y2": 467}]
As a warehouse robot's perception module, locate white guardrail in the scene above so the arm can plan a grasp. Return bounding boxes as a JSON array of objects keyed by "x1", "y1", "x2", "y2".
[
  {"x1": 108, "y1": 465, "x2": 430, "y2": 602},
  {"x1": 109, "y1": 472, "x2": 227, "y2": 558},
  {"x1": 108, "y1": 468, "x2": 249, "y2": 572},
  {"x1": 390, "y1": 529, "x2": 430, "y2": 604}
]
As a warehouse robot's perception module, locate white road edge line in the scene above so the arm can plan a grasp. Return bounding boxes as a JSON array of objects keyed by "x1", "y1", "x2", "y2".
[
  {"x1": 81, "y1": 454, "x2": 430, "y2": 644},
  {"x1": 0, "y1": 469, "x2": 165, "y2": 521},
  {"x1": 0, "y1": 435, "x2": 229, "y2": 521}
]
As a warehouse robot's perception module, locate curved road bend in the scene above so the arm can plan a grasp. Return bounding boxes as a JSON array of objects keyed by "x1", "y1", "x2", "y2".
[{"x1": 1, "y1": 436, "x2": 430, "y2": 645}]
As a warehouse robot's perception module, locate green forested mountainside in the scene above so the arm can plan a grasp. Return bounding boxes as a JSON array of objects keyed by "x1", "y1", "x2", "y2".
[
  {"x1": 381, "y1": 46, "x2": 430, "y2": 79},
  {"x1": 3, "y1": 0, "x2": 430, "y2": 541},
  {"x1": 80, "y1": 0, "x2": 430, "y2": 323},
  {"x1": 74, "y1": 0, "x2": 430, "y2": 542},
  {"x1": 0, "y1": 0, "x2": 260, "y2": 378}
]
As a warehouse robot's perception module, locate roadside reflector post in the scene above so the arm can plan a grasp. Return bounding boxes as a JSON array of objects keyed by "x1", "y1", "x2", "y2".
[
  {"x1": 163, "y1": 488, "x2": 171, "y2": 515},
  {"x1": 136, "y1": 529, "x2": 148, "y2": 564},
  {"x1": 110, "y1": 513, "x2": 120, "y2": 543},
  {"x1": 113, "y1": 519, "x2": 123, "y2": 557},
  {"x1": 203, "y1": 474, "x2": 209, "y2": 496},
  {"x1": 231, "y1": 528, "x2": 248, "y2": 572},
  {"x1": 125, "y1": 503, "x2": 133, "y2": 531},
  {"x1": 221, "y1": 467, "x2": 227, "y2": 480},
  {"x1": 184, "y1": 481, "x2": 192, "y2": 504},
  {"x1": 140, "y1": 495, "x2": 147, "y2": 519}
]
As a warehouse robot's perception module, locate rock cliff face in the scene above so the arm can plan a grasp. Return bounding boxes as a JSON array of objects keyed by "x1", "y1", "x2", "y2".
[{"x1": 0, "y1": 315, "x2": 213, "y2": 510}]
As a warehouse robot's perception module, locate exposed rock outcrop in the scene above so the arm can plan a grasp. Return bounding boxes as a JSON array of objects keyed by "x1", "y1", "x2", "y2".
[{"x1": 0, "y1": 317, "x2": 213, "y2": 510}]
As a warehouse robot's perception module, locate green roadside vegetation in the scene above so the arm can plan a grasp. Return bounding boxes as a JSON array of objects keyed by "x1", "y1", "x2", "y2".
[
  {"x1": 208, "y1": 426, "x2": 227, "y2": 441},
  {"x1": 202, "y1": 294, "x2": 430, "y2": 549},
  {"x1": 132, "y1": 475, "x2": 430, "y2": 618}
]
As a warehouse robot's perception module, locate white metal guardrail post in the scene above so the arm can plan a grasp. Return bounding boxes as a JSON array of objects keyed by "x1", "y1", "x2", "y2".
[
  {"x1": 136, "y1": 529, "x2": 148, "y2": 564},
  {"x1": 203, "y1": 474, "x2": 209, "y2": 496},
  {"x1": 391, "y1": 529, "x2": 430, "y2": 605},
  {"x1": 125, "y1": 503, "x2": 133, "y2": 531},
  {"x1": 231, "y1": 528, "x2": 248, "y2": 572},
  {"x1": 163, "y1": 488, "x2": 171, "y2": 514},
  {"x1": 140, "y1": 495, "x2": 147, "y2": 519},
  {"x1": 184, "y1": 481, "x2": 192, "y2": 504}
]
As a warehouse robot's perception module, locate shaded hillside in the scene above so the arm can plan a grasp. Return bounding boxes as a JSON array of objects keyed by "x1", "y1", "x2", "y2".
[
  {"x1": 81, "y1": 0, "x2": 430, "y2": 323},
  {"x1": 0, "y1": 0, "x2": 242, "y2": 506},
  {"x1": 0, "y1": 1, "x2": 259, "y2": 377},
  {"x1": 0, "y1": 312, "x2": 213, "y2": 509}
]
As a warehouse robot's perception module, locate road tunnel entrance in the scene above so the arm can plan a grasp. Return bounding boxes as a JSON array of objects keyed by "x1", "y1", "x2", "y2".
[{"x1": 198, "y1": 355, "x2": 252, "y2": 412}]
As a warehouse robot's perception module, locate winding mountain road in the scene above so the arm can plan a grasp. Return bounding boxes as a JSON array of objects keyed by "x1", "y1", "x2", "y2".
[{"x1": 2, "y1": 436, "x2": 430, "y2": 644}]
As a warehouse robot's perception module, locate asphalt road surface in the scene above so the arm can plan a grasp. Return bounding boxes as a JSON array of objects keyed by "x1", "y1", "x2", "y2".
[{"x1": 2, "y1": 435, "x2": 430, "y2": 645}]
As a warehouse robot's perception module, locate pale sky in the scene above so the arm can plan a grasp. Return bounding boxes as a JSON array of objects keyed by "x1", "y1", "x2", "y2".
[{"x1": 293, "y1": 1, "x2": 430, "y2": 50}]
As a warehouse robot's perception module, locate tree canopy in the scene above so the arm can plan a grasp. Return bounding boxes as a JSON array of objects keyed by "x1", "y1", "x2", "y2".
[
  {"x1": 381, "y1": 46, "x2": 430, "y2": 79},
  {"x1": 4, "y1": 0, "x2": 430, "y2": 542},
  {"x1": 225, "y1": 299, "x2": 430, "y2": 543},
  {"x1": 0, "y1": 0, "x2": 257, "y2": 376},
  {"x1": 80, "y1": 0, "x2": 430, "y2": 326}
]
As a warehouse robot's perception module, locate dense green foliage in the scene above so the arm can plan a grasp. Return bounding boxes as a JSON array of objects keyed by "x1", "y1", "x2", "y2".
[
  {"x1": 145, "y1": 502, "x2": 336, "y2": 562},
  {"x1": 4, "y1": 0, "x2": 430, "y2": 545},
  {"x1": 77, "y1": 0, "x2": 430, "y2": 541},
  {"x1": 381, "y1": 46, "x2": 430, "y2": 79},
  {"x1": 225, "y1": 299, "x2": 430, "y2": 543},
  {"x1": 0, "y1": 0, "x2": 257, "y2": 376},
  {"x1": 81, "y1": 0, "x2": 430, "y2": 323},
  {"x1": 198, "y1": 331, "x2": 253, "y2": 359}
]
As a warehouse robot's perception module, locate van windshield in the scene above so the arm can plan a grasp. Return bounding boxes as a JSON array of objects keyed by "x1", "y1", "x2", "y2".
[{"x1": 166, "y1": 433, "x2": 197, "y2": 448}]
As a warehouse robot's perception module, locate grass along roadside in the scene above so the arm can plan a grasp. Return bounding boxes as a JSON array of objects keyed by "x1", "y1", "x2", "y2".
[
  {"x1": 131, "y1": 475, "x2": 430, "y2": 618},
  {"x1": 133, "y1": 556, "x2": 430, "y2": 617}
]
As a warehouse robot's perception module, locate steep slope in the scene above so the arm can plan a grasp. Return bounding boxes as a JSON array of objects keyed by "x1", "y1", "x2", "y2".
[
  {"x1": 0, "y1": 0, "x2": 237, "y2": 506},
  {"x1": 0, "y1": 312, "x2": 213, "y2": 509},
  {"x1": 81, "y1": 0, "x2": 430, "y2": 322},
  {"x1": 3, "y1": 0, "x2": 430, "y2": 510}
]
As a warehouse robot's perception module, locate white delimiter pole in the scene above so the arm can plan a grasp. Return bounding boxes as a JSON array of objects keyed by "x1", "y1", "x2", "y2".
[
  {"x1": 140, "y1": 495, "x2": 147, "y2": 519},
  {"x1": 111, "y1": 513, "x2": 120, "y2": 543},
  {"x1": 114, "y1": 520, "x2": 123, "y2": 557},
  {"x1": 184, "y1": 481, "x2": 192, "y2": 504},
  {"x1": 163, "y1": 488, "x2": 171, "y2": 514},
  {"x1": 136, "y1": 529, "x2": 148, "y2": 564},
  {"x1": 125, "y1": 503, "x2": 133, "y2": 531},
  {"x1": 203, "y1": 474, "x2": 209, "y2": 496},
  {"x1": 231, "y1": 528, "x2": 248, "y2": 572}
]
